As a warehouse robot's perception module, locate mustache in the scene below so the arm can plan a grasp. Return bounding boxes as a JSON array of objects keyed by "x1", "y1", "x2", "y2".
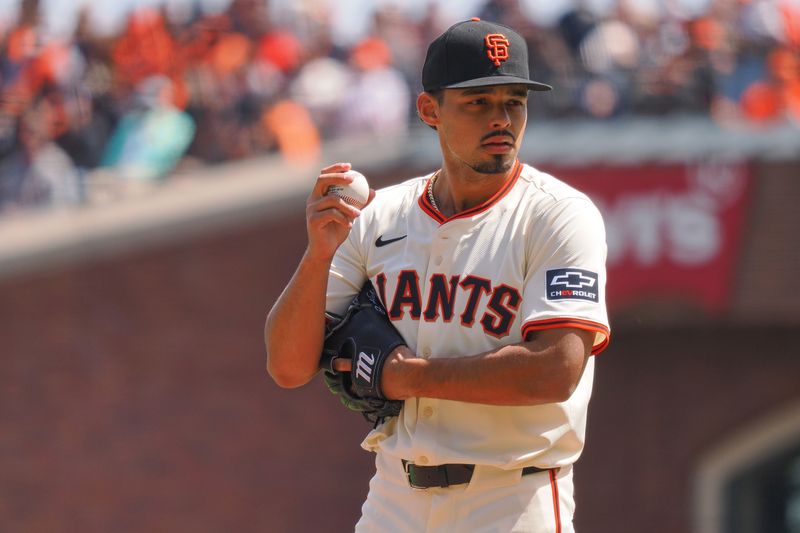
[{"x1": 480, "y1": 130, "x2": 515, "y2": 143}]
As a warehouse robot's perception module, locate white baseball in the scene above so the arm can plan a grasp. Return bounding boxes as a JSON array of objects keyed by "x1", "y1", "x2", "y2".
[{"x1": 327, "y1": 170, "x2": 370, "y2": 209}]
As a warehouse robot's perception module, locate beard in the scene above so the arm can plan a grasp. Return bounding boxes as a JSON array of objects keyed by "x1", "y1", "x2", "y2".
[{"x1": 470, "y1": 155, "x2": 515, "y2": 174}]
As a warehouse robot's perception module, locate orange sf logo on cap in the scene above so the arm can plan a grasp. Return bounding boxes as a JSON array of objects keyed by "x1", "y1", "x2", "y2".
[{"x1": 485, "y1": 34, "x2": 510, "y2": 67}]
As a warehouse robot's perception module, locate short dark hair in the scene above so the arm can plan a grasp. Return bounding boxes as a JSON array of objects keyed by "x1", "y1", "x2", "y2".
[{"x1": 428, "y1": 90, "x2": 444, "y2": 103}]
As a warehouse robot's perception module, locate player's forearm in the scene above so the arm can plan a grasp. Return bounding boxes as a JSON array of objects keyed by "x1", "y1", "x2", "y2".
[
  {"x1": 265, "y1": 250, "x2": 331, "y2": 388},
  {"x1": 388, "y1": 332, "x2": 591, "y2": 405}
]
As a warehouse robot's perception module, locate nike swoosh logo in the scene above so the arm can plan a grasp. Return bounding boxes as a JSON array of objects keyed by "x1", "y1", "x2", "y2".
[{"x1": 375, "y1": 234, "x2": 407, "y2": 247}]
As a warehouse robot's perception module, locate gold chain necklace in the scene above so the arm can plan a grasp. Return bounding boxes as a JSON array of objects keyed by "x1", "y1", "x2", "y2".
[{"x1": 427, "y1": 173, "x2": 440, "y2": 212}]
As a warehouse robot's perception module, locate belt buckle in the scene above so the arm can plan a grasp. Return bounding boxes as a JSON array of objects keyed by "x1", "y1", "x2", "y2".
[{"x1": 402, "y1": 461, "x2": 429, "y2": 490}]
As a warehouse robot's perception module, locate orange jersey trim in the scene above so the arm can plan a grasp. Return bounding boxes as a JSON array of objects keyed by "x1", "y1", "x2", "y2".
[
  {"x1": 418, "y1": 160, "x2": 522, "y2": 224},
  {"x1": 549, "y1": 469, "x2": 562, "y2": 533},
  {"x1": 521, "y1": 317, "x2": 611, "y2": 355}
]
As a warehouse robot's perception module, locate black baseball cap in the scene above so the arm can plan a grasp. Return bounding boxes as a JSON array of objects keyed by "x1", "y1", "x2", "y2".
[{"x1": 422, "y1": 18, "x2": 552, "y2": 92}]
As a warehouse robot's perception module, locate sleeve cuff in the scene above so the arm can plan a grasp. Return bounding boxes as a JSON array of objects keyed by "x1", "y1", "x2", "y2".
[{"x1": 521, "y1": 318, "x2": 611, "y2": 356}]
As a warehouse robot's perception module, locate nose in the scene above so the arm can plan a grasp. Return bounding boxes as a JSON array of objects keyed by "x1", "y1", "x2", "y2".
[{"x1": 489, "y1": 103, "x2": 511, "y2": 129}]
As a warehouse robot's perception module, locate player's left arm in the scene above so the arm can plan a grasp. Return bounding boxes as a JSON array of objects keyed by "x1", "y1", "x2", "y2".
[
  {"x1": 379, "y1": 329, "x2": 591, "y2": 405},
  {"x1": 334, "y1": 327, "x2": 592, "y2": 405}
]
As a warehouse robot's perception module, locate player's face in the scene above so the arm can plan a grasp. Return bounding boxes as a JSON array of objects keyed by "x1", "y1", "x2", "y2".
[{"x1": 437, "y1": 84, "x2": 528, "y2": 175}]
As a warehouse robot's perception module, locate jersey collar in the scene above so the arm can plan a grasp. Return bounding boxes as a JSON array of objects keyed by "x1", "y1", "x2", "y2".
[{"x1": 419, "y1": 160, "x2": 522, "y2": 224}]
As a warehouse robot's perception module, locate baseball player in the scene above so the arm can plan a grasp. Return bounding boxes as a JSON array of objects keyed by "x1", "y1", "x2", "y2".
[{"x1": 265, "y1": 18, "x2": 610, "y2": 533}]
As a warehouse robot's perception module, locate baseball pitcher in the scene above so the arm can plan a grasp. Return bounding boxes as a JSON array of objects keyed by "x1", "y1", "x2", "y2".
[{"x1": 265, "y1": 18, "x2": 610, "y2": 533}]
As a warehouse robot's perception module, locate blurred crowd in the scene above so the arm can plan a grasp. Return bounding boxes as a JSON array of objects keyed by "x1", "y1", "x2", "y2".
[{"x1": 0, "y1": 0, "x2": 798, "y2": 214}]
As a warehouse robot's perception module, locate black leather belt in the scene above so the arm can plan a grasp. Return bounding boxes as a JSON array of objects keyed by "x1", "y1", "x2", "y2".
[{"x1": 401, "y1": 460, "x2": 551, "y2": 489}]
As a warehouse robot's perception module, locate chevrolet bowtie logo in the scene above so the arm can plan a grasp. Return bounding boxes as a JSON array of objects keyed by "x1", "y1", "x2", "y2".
[{"x1": 550, "y1": 271, "x2": 597, "y2": 289}]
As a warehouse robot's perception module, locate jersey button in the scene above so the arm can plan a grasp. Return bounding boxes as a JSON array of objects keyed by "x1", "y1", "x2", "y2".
[
  {"x1": 417, "y1": 456, "x2": 429, "y2": 465},
  {"x1": 434, "y1": 256, "x2": 443, "y2": 265},
  {"x1": 421, "y1": 347, "x2": 431, "y2": 358},
  {"x1": 423, "y1": 407, "x2": 434, "y2": 418}
]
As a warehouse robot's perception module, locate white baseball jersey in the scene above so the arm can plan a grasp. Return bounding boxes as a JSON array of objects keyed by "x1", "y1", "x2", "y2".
[{"x1": 326, "y1": 160, "x2": 610, "y2": 470}]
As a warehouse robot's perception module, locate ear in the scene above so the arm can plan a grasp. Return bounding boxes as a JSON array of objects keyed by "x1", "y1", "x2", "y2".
[{"x1": 416, "y1": 92, "x2": 440, "y2": 129}]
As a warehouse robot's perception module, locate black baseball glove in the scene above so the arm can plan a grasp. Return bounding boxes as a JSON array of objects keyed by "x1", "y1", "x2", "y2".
[{"x1": 320, "y1": 280, "x2": 406, "y2": 425}]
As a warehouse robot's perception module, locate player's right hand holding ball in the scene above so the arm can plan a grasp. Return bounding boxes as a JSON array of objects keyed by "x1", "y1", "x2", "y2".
[{"x1": 306, "y1": 162, "x2": 374, "y2": 261}]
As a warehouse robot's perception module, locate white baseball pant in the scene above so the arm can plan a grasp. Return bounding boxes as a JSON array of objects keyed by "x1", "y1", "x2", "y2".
[{"x1": 354, "y1": 451, "x2": 575, "y2": 533}]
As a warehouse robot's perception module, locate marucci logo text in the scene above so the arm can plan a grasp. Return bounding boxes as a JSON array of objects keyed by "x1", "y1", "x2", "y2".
[{"x1": 355, "y1": 351, "x2": 375, "y2": 384}]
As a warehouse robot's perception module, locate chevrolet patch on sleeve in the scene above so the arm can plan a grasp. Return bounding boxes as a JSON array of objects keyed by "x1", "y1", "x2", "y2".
[{"x1": 546, "y1": 269, "x2": 599, "y2": 302}]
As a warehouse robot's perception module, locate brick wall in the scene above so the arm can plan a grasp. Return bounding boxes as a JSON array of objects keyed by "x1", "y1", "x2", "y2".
[
  {"x1": 0, "y1": 217, "x2": 377, "y2": 532},
  {"x1": 734, "y1": 161, "x2": 800, "y2": 323},
  {"x1": 575, "y1": 325, "x2": 800, "y2": 532}
]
